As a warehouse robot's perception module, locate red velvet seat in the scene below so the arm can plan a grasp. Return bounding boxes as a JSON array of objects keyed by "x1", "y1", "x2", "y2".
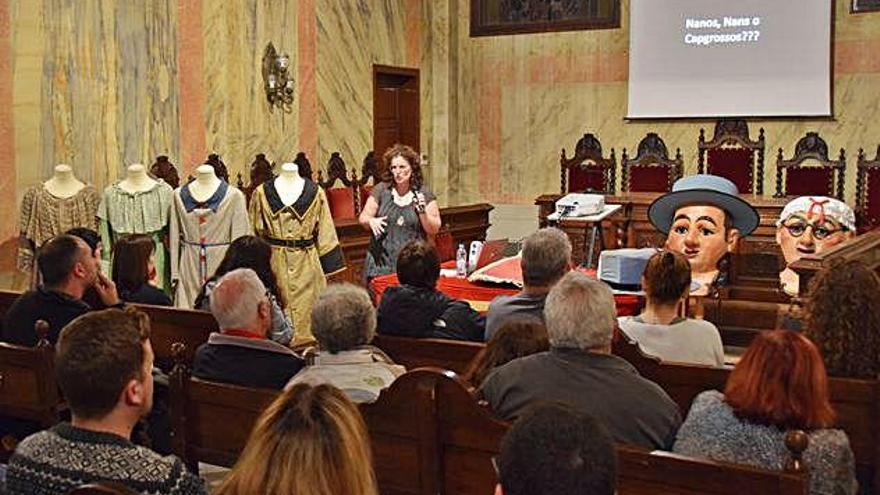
[
  {"x1": 317, "y1": 152, "x2": 358, "y2": 219},
  {"x1": 698, "y1": 120, "x2": 765, "y2": 195},
  {"x1": 325, "y1": 187, "x2": 357, "y2": 219},
  {"x1": 774, "y1": 132, "x2": 846, "y2": 200},
  {"x1": 856, "y1": 146, "x2": 880, "y2": 233},
  {"x1": 560, "y1": 133, "x2": 616, "y2": 194},
  {"x1": 621, "y1": 133, "x2": 682, "y2": 193}
]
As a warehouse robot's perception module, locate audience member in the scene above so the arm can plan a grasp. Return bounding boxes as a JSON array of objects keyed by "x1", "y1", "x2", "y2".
[
  {"x1": 479, "y1": 271, "x2": 680, "y2": 449},
  {"x1": 804, "y1": 259, "x2": 880, "y2": 379},
  {"x1": 289, "y1": 284, "x2": 404, "y2": 403},
  {"x1": 485, "y1": 228, "x2": 571, "y2": 340},
  {"x1": 2, "y1": 235, "x2": 120, "y2": 346},
  {"x1": 377, "y1": 241, "x2": 485, "y2": 341},
  {"x1": 5, "y1": 308, "x2": 205, "y2": 495},
  {"x1": 496, "y1": 403, "x2": 616, "y2": 495},
  {"x1": 65, "y1": 227, "x2": 106, "y2": 310},
  {"x1": 462, "y1": 318, "x2": 549, "y2": 387},
  {"x1": 194, "y1": 235, "x2": 293, "y2": 345},
  {"x1": 216, "y1": 383, "x2": 378, "y2": 495},
  {"x1": 618, "y1": 250, "x2": 724, "y2": 366},
  {"x1": 673, "y1": 330, "x2": 857, "y2": 495},
  {"x1": 112, "y1": 234, "x2": 172, "y2": 306},
  {"x1": 192, "y1": 269, "x2": 303, "y2": 389}
]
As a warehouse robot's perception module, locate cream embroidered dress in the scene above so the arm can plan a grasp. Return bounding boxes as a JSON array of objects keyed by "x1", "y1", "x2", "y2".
[
  {"x1": 97, "y1": 180, "x2": 174, "y2": 293},
  {"x1": 249, "y1": 180, "x2": 345, "y2": 341},
  {"x1": 170, "y1": 181, "x2": 251, "y2": 308}
]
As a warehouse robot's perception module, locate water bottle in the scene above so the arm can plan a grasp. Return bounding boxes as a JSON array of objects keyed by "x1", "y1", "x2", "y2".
[{"x1": 456, "y1": 243, "x2": 468, "y2": 277}]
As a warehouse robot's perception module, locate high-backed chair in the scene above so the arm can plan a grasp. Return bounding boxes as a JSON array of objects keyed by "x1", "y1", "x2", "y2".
[
  {"x1": 0, "y1": 320, "x2": 60, "y2": 430},
  {"x1": 698, "y1": 120, "x2": 766, "y2": 194},
  {"x1": 237, "y1": 153, "x2": 274, "y2": 205},
  {"x1": 203, "y1": 153, "x2": 230, "y2": 183},
  {"x1": 855, "y1": 146, "x2": 880, "y2": 233},
  {"x1": 355, "y1": 151, "x2": 380, "y2": 211},
  {"x1": 317, "y1": 152, "x2": 358, "y2": 220},
  {"x1": 560, "y1": 133, "x2": 616, "y2": 194},
  {"x1": 774, "y1": 132, "x2": 846, "y2": 199},
  {"x1": 149, "y1": 155, "x2": 180, "y2": 189},
  {"x1": 621, "y1": 133, "x2": 683, "y2": 193}
]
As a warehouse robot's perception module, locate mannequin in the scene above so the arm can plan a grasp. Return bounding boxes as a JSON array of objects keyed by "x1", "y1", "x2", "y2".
[
  {"x1": 117, "y1": 164, "x2": 158, "y2": 193},
  {"x1": 44, "y1": 164, "x2": 86, "y2": 198},
  {"x1": 189, "y1": 164, "x2": 222, "y2": 202},
  {"x1": 274, "y1": 162, "x2": 305, "y2": 205}
]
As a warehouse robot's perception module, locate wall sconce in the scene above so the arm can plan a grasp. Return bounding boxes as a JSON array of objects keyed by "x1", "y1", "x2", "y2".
[{"x1": 262, "y1": 42, "x2": 294, "y2": 112}]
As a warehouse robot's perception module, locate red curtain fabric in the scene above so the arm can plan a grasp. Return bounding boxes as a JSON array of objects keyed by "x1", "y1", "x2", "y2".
[
  {"x1": 785, "y1": 167, "x2": 834, "y2": 197},
  {"x1": 707, "y1": 148, "x2": 753, "y2": 194},
  {"x1": 326, "y1": 187, "x2": 357, "y2": 219},
  {"x1": 568, "y1": 166, "x2": 606, "y2": 193},
  {"x1": 628, "y1": 166, "x2": 672, "y2": 192}
]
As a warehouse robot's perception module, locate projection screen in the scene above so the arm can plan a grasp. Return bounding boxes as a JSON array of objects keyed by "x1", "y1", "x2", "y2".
[{"x1": 627, "y1": 0, "x2": 832, "y2": 119}]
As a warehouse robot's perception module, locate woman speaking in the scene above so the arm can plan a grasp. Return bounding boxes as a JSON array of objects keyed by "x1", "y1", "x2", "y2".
[{"x1": 359, "y1": 144, "x2": 441, "y2": 281}]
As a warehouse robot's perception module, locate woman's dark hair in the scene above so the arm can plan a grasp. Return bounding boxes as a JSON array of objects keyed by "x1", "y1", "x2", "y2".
[
  {"x1": 380, "y1": 144, "x2": 423, "y2": 190},
  {"x1": 196, "y1": 235, "x2": 285, "y2": 308},
  {"x1": 642, "y1": 250, "x2": 691, "y2": 305},
  {"x1": 396, "y1": 241, "x2": 440, "y2": 289},
  {"x1": 462, "y1": 319, "x2": 549, "y2": 387},
  {"x1": 112, "y1": 234, "x2": 155, "y2": 293},
  {"x1": 66, "y1": 227, "x2": 101, "y2": 255},
  {"x1": 804, "y1": 259, "x2": 880, "y2": 379}
]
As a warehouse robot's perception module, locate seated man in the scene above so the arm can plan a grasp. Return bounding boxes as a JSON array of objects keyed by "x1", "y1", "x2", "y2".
[
  {"x1": 6, "y1": 308, "x2": 205, "y2": 495},
  {"x1": 289, "y1": 283, "x2": 405, "y2": 403},
  {"x1": 776, "y1": 196, "x2": 855, "y2": 296},
  {"x1": 479, "y1": 271, "x2": 681, "y2": 450},
  {"x1": 193, "y1": 268, "x2": 303, "y2": 389},
  {"x1": 2, "y1": 234, "x2": 120, "y2": 346},
  {"x1": 496, "y1": 403, "x2": 616, "y2": 495},
  {"x1": 377, "y1": 241, "x2": 485, "y2": 341},
  {"x1": 648, "y1": 175, "x2": 759, "y2": 296},
  {"x1": 485, "y1": 228, "x2": 571, "y2": 340}
]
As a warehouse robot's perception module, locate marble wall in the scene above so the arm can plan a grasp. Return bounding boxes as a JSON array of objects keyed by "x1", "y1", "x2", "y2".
[{"x1": 441, "y1": 0, "x2": 880, "y2": 206}]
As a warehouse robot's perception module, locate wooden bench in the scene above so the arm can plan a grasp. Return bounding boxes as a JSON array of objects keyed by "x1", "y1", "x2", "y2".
[
  {"x1": 0, "y1": 321, "x2": 60, "y2": 429},
  {"x1": 613, "y1": 334, "x2": 880, "y2": 493},
  {"x1": 130, "y1": 303, "x2": 216, "y2": 368},
  {"x1": 372, "y1": 334, "x2": 484, "y2": 374}
]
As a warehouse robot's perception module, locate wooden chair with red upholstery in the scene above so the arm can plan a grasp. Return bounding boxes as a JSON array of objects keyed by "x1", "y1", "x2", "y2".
[
  {"x1": 354, "y1": 150, "x2": 380, "y2": 212},
  {"x1": 203, "y1": 153, "x2": 230, "y2": 183},
  {"x1": 698, "y1": 119, "x2": 766, "y2": 195},
  {"x1": 621, "y1": 133, "x2": 683, "y2": 193},
  {"x1": 560, "y1": 133, "x2": 617, "y2": 194},
  {"x1": 317, "y1": 152, "x2": 359, "y2": 220},
  {"x1": 855, "y1": 145, "x2": 880, "y2": 233},
  {"x1": 236, "y1": 153, "x2": 274, "y2": 206},
  {"x1": 149, "y1": 155, "x2": 180, "y2": 189},
  {"x1": 774, "y1": 132, "x2": 846, "y2": 200}
]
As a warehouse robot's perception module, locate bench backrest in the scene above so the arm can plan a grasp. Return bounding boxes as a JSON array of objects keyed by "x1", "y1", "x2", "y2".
[
  {"x1": 372, "y1": 334, "x2": 484, "y2": 374},
  {"x1": 0, "y1": 321, "x2": 58, "y2": 427},
  {"x1": 130, "y1": 303, "x2": 216, "y2": 367}
]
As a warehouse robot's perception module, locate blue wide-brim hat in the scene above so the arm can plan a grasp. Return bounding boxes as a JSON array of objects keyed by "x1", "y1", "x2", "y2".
[{"x1": 648, "y1": 174, "x2": 760, "y2": 235}]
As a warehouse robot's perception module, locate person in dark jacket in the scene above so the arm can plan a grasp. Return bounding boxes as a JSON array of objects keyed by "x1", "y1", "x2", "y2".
[
  {"x1": 193, "y1": 268, "x2": 304, "y2": 389},
  {"x1": 377, "y1": 241, "x2": 485, "y2": 341},
  {"x1": 112, "y1": 234, "x2": 172, "y2": 306}
]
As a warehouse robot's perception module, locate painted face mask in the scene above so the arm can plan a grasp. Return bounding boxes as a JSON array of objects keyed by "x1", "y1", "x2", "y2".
[{"x1": 665, "y1": 205, "x2": 738, "y2": 292}]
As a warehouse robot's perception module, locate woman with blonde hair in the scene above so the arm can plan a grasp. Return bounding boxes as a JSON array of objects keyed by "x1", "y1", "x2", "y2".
[{"x1": 216, "y1": 383, "x2": 378, "y2": 495}]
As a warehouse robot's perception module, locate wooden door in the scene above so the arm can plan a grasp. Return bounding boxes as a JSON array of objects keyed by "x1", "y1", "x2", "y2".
[{"x1": 373, "y1": 65, "x2": 420, "y2": 164}]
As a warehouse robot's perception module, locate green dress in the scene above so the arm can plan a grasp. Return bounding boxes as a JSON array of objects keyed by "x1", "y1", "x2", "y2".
[{"x1": 97, "y1": 180, "x2": 174, "y2": 294}]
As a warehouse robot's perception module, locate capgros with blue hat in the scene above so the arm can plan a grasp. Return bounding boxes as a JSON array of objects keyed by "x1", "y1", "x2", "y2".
[{"x1": 648, "y1": 174, "x2": 760, "y2": 236}]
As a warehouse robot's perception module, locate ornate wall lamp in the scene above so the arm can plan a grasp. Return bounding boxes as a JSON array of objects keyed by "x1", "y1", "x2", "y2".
[{"x1": 262, "y1": 42, "x2": 294, "y2": 112}]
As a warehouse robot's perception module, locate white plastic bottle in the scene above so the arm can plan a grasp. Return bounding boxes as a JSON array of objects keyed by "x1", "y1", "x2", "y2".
[{"x1": 456, "y1": 243, "x2": 468, "y2": 277}]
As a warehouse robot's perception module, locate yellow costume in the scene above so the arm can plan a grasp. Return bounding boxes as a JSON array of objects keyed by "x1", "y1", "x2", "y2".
[{"x1": 249, "y1": 180, "x2": 345, "y2": 342}]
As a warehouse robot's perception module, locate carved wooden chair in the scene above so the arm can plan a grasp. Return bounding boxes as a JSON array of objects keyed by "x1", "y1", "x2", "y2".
[
  {"x1": 855, "y1": 146, "x2": 880, "y2": 233},
  {"x1": 149, "y1": 155, "x2": 180, "y2": 189},
  {"x1": 237, "y1": 153, "x2": 274, "y2": 205},
  {"x1": 774, "y1": 132, "x2": 846, "y2": 200},
  {"x1": 203, "y1": 153, "x2": 230, "y2": 183},
  {"x1": 317, "y1": 152, "x2": 358, "y2": 220},
  {"x1": 293, "y1": 151, "x2": 314, "y2": 180},
  {"x1": 698, "y1": 120, "x2": 765, "y2": 194},
  {"x1": 621, "y1": 133, "x2": 683, "y2": 193},
  {"x1": 354, "y1": 151, "x2": 380, "y2": 211},
  {"x1": 560, "y1": 133, "x2": 616, "y2": 194},
  {"x1": 0, "y1": 320, "x2": 60, "y2": 429}
]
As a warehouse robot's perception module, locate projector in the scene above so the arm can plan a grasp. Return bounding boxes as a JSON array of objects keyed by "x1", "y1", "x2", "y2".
[
  {"x1": 553, "y1": 193, "x2": 605, "y2": 218},
  {"x1": 598, "y1": 248, "x2": 657, "y2": 290}
]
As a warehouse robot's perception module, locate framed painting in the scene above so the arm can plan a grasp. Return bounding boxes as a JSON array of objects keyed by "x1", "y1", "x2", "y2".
[
  {"x1": 852, "y1": 0, "x2": 880, "y2": 12},
  {"x1": 470, "y1": 0, "x2": 621, "y2": 37}
]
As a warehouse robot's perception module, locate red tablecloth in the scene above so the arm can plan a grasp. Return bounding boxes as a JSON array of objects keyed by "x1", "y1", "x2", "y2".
[{"x1": 370, "y1": 262, "x2": 643, "y2": 316}]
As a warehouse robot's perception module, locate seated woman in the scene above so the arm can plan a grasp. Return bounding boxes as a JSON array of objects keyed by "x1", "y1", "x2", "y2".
[
  {"x1": 194, "y1": 235, "x2": 293, "y2": 346},
  {"x1": 674, "y1": 330, "x2": 858, "y2": 495},
  {"x1": 462, "y1": 318, "x2": 549, "y2": 388},
  {"x1": 377, "y1": 241, "x2": 485, "y2": 341},
  {"x1": 617, "y1": 250, "x2": 724, "y2": 367},
  {"x1": 804, "y1": 259, "x2": 880, "y2": 379},
  {"x1": 287, "y1": 283, "x2": 404, "y2": 403},
  {"x1": 216, "y1": 383, "x2": 379, "y2": 495},
  {"x1": 111, "y1": 234, "x2": 172, "y2": 306}
]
